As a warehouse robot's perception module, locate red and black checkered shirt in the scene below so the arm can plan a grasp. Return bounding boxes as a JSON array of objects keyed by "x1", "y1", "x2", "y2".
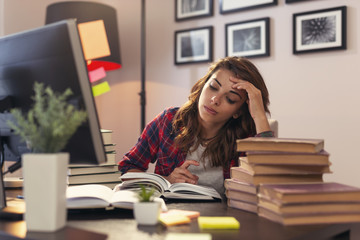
[{"x1": 118, "y1": 107, "x2": 273, "y2": 179}]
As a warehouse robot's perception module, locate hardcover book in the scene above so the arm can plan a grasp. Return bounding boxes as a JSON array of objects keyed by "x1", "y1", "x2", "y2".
[
  {"x1": 243, "y1": 150, "x2": 330, "y2": 165},
  {"x1": 68, "y1": 164, "x2": 118, "y2": 175},
  {"x1": 101, "y1": 129, "x2": 113, "y2": 145},
  {"x1": 225, "y1": 189, "x2": 257, "y2": 203},
  {"x1": 258, "y1": 206, "x2": 360, "y2": 225},
  {"x1": 258, "y1": 197, "x2": 360, "y2": 215},
  {"x1": 227, "y1": 198, "x2": 257, "y2": 213},
  {"x1": 236, "y1": 137, "x2": 324, "y2": 153},
  {"x1": 258, "y1": 182, "x2": 360, "y2": 204},
  {"x1": 230, "y1": 167, "x2": 323, "y2": 186},
  {"x1": 239, "y1": 157, "x2": 331, "y2": 175},
  {"x1": 224, "y1": 178, "x2": 257, "y2": 194}
]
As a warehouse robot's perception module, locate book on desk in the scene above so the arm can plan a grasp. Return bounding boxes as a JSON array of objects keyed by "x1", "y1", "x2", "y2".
[
  {"x1": 66, "y1": 184, "x2": 167, "y2": 211},
  {"x1": 120, "y1": 172, "x2": 221, "y2": 201}
]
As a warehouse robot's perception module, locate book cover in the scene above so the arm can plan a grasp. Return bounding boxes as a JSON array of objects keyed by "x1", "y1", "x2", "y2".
[
  {"x1": 68, "y1": 164, "x2": 118, "y2": 176},
  {"x1": 224, "y1": 178, "x2": 256, "y2": 194},
  {"x1": 227, "y1": 198, "x2": 257, "y2": 213},
  {"x1": 239, "y1": 158, "x2": 331, "y2": 175},
  {"x1": 236, "y1": 137, "x2": 324, "y2": 153},
  {"x1": 225, "y1": 189, "x2": 257, "y2": 203},
  {"x1": 244, "y1": 150, "x2": 330, "y2": 165},
  {"x1": 230, "y1": 167, "x2": 323, "y2": 186},
  {"x1": 104, "y1": 144, "x2": 116, "y2": 153},
  {"x1": 258, "y1": 182, "x2": 360, "y2": 204},
  {"x1": 258, "y1": 206, "x2": 360, "y2": 225},
  {"x1": 258, "y1": 197, "x2": 360, "y2": 215},
  {"x1": 101, "y1": 129, "x2": 113, "y2": 145},
  {"x1": 120, "y1": 172, "x2": 221, "y2": 200}
]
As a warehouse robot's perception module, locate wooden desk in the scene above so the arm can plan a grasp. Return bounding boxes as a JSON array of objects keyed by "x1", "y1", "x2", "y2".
[{"x1": 1, "y1": 190, "x2": 359, "y2": 240}]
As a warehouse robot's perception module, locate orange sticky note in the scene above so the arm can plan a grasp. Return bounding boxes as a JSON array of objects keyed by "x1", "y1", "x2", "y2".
[
  {"x1": 78, "y1": 20, "x2": 110, "y2": 60},
  {"x1": 159, "y1": 214, "x2": 191, "y2": 226},
  {"x1": 162, "y1": 209, "x2": 200, "y2": 219}
]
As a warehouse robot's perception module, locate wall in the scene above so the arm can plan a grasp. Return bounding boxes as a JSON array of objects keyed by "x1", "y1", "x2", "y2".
[
  {"x1": 0, "y1": 1, "x2": 3, "y2": 36},
  {"x1": 2, "y1": 0, "x2": 360, "y2": 187}
]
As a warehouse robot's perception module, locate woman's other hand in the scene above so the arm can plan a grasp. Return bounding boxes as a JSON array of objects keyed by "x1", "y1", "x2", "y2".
[{"x1": 230, "y1": 76, "x2": 270, "y2": 133}]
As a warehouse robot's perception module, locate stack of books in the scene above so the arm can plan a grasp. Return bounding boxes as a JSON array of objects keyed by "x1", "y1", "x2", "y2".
[
  {"x1": 257, "y1": 182, "x2": 360, "y2": 225},
  {"x1": 225, "y1": 178, "x2": 257, "y2": 213},
  {"x1": 68, "y1": 129, "x2": 121, "y2": 189},
  {"x1": 226, "y1": 137, "x2": 331, "y2": 213}
]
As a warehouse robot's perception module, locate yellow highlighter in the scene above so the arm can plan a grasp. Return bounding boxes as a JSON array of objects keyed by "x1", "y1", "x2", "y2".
[{"x1": 198, "y1": 217, "x2": 240, "y2": 229}]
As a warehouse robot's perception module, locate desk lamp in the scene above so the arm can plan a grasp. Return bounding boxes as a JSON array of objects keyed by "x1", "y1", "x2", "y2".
[{"x1": 45, "y1": 1, "x2": 121, "y2": 72}]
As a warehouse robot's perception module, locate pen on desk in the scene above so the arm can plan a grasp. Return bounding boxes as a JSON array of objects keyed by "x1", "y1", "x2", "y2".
[{"x1": 16, "y1": 195, "x2": 24, "y2": 199}]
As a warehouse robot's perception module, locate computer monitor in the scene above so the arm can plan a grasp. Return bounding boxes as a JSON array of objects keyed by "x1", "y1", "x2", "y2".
[{"x1": 0, "y1": 19, "x2": 107, "y2": 211}]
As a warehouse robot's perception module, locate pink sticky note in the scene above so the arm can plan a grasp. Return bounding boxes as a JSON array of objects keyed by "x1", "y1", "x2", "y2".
[{"x1": 88, "y1": 67, "x2": 106, "y2": 83}]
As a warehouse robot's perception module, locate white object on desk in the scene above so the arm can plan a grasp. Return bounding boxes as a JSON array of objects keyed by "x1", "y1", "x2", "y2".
[
  {"x1": 22, "y1": 153, "x2": 69, "y2": 232},
  {"x1": 165, "y1": 233, "x2": 212, "y2": 240}
]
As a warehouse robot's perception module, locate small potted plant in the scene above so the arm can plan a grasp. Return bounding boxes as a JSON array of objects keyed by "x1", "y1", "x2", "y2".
[
  {"x1": 133, "y1": 185, "x2": 161, "y2": 225},
  {"x1": 7, "y1": 82, "x2": 87, "y2": 232}
]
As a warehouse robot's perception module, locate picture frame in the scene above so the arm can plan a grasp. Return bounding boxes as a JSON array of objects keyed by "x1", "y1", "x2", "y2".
[
  {"x1": 175, "y1": 26, "x2": 213, "y2": 65},
  {"x1": 226, "y1": 17, "x2": 270, "y2": 58},
  {"x1": 220, "y1": 0, "x2": 277, "y2": 14},
  {"x1": 293, "y1": 6, "x2": 347, "y2": 54},
  {"x1": 175, "y1": 0, "x2": 213, "y2": 21}
]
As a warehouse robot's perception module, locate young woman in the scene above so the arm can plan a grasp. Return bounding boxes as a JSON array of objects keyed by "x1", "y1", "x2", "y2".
[{"x1": 118, "y1": 56, "x2": 273, "y2": 195}]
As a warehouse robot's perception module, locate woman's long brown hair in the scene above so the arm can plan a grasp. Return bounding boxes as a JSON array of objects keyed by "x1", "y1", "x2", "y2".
[{"x1": 172, "y1": 57, "x2": 270, "y2": 168}]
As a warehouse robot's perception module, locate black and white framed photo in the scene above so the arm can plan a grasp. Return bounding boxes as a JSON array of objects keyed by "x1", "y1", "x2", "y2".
[
  {"x1": 226, "y1": 18, "x2": 270, "y2": 58},
  {"x1": 220, "y1": 0, "x2": 277, "y2": 14},
  {"x1": 175, "y1": 26, "x2": 213, "y2": 65},
  {"x1": 175, "y1": 0, "x2": 213, "y2": 21},
  {"x1": 293, "y1": 6, "x2": 347, "y2": 54}
]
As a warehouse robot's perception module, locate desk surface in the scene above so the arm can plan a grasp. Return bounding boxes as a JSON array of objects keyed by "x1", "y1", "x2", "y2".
[{"x1": 1, "y1": 190, "x2": 360, "y2": 240}]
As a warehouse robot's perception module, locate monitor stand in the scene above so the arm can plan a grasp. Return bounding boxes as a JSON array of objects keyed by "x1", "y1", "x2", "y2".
[{"x1": 0, "y1": 168, "x2": 6, "y2": 209}]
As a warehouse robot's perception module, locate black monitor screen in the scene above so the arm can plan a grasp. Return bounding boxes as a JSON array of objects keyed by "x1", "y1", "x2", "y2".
[{"x1": 0, "y1": 19, "x2": 106, "y2": 165}]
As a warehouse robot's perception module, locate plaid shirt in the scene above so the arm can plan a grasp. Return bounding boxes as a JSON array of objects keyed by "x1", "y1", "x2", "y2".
[{"x1": 118, "y1": 107, "x2": 273, "y2": 179}]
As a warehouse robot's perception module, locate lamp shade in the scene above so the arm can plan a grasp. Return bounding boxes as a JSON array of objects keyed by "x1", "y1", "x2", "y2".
[{"x1": 45, "y1": 1, "x2": 121, "y2": 71}]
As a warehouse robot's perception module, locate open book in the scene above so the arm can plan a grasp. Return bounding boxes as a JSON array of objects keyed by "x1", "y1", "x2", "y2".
[
  {"x1": 66, "y1": 184, "x2": 167, "y2": 210},
  {"x1": 119, "y1": 172, "x2": 221, "y2": 200}
]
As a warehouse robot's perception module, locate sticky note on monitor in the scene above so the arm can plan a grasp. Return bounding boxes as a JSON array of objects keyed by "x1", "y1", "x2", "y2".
[
  {"x1": 78, "y1": 20, "x2": 110, "y2": 61},
  {"x1": 198, "y1": 217, "x2": 240, "y2": 229},
  {"x1": 88, "y1": 67, "x2": 106, "y2": 83},
  {"x1": 92, "y1": 81, "x2": 110, "y2": 96}
]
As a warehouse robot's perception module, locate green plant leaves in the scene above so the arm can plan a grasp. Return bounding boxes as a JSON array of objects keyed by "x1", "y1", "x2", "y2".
[{"x1": 7, "y1": 82, "x2": 87, "y2": 153}]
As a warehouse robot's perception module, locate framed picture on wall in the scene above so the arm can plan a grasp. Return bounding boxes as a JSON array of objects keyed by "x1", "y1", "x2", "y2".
[
  {"x1": 175, "y1": 26, "x2": 213, "y2": 65},
  {"x1": 175, "y1": 0, "x2": 213, "y2": 21},
  {"x1": 220, "y1": 0, "x2": 277, "y2": 14},
  {"x1": 293, "y1": 6, "x2": 347, "y2": 54},
  {"x1": 226, "y1": 18, "x2": 270, "y2": 58}
]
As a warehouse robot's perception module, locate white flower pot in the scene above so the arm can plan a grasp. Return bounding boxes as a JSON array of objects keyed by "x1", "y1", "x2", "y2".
[
  {"x1": 133, "y1": 201, "x2": 161, "y2": 225},
  {"x1": 22, "y1": 152, "x2": 69, "y2": 232}
]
